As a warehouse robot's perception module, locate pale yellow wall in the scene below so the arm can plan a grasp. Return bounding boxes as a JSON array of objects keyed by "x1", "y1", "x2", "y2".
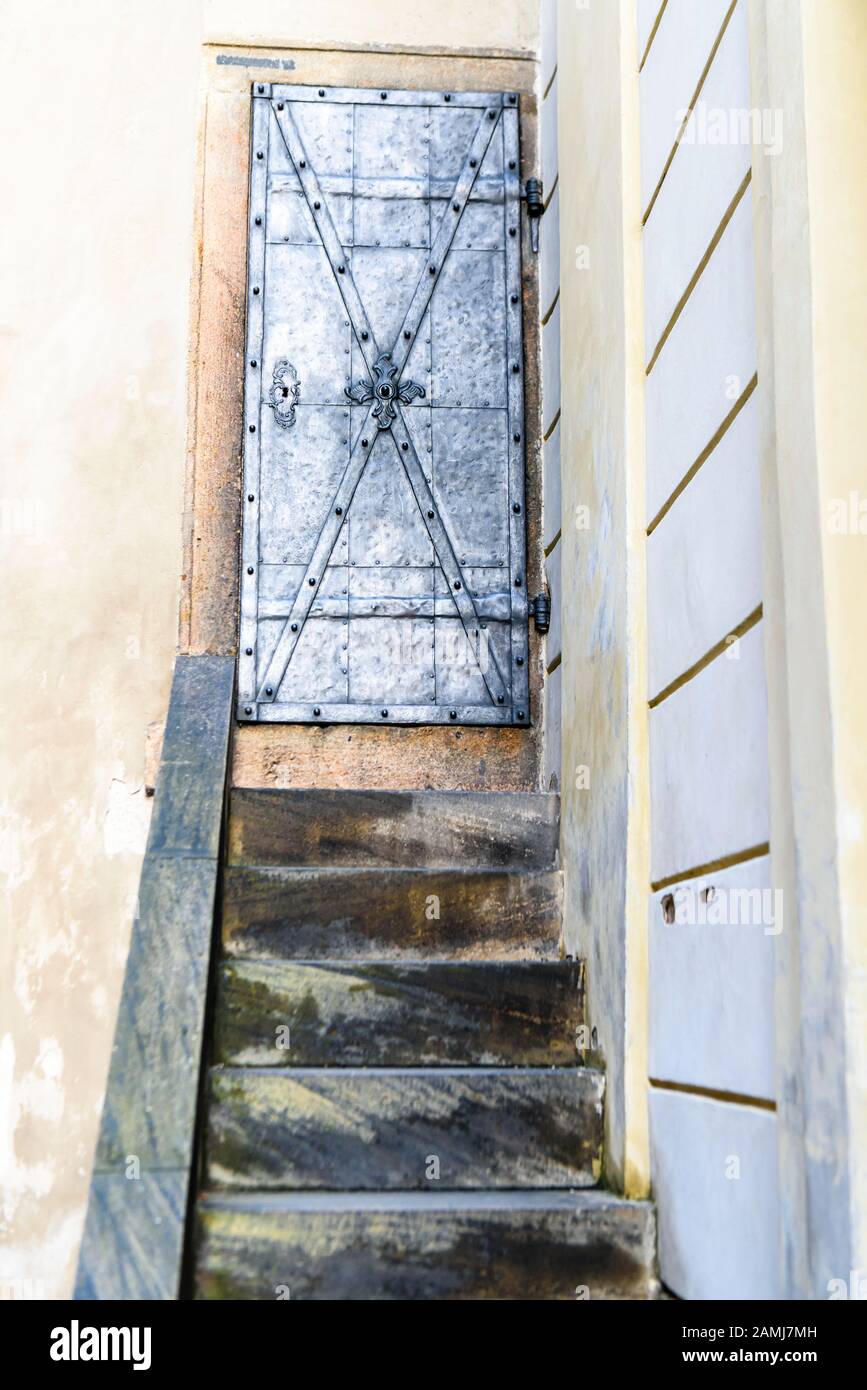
[
  {"x1": 801, "y1": 0, "x2": 867, "y2": 1276},
  {"x1": 556, "y1": 0, "x2": 650, "y2": 1195},
  {"x1": 748, "y1": 0, "x2": 867, "y2": 1292},
  {"x1": 0, "y1": 0, "x2": 539, "y2": 1301},
  {"x1": 203, "y1": 0, "x2": 539, "y2": 55},
  {"x1": 0, "y1": 1, "x2": 203, "y2": 1299},
  {"x1": 555, "y1": 0, "x2": 866, "y2": 1294}
]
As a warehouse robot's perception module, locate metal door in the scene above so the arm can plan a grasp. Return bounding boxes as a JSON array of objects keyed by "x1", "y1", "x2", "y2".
[{"x1": 237, "y1": 83, "x2": 530, "y2": 726}]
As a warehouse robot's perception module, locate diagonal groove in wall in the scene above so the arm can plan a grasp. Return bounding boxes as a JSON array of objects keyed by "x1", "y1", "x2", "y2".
[
  {"x1": 541, "y1": 286, "x2": 560, "y2": 327},
  {"x1": 646, "y1": 166, "x2": 751, "y2": 376},
  {"x1": 650, "y1": 841, "x2": 770, "y2": 893},
  {"x1": 646, "y1": 373, "x2": 758, "y2": 536},
  {"x1": 649, "y1": 1078, "x2": 776, "y2": 1113},
  {"x1": 543, "y1": 528, "x2": 561, "y2": 558},
  {"x1": 543, "y1": 406, "x2": 561, "y2": 442},
  {"x1": 642, "y1": 0, "x2": 739, "y2": 225},
  {"x1": 648, "y1": 604, "x2": 763, "y2": 708},
  {"x1": 639, "y1": 0, "x2": 669, "y2": 73}
]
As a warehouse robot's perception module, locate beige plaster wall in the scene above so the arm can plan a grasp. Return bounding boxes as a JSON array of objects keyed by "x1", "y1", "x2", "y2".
[
  {"x1": 800, "y1": 0, "x2": 867, "y2": 1278},
  {"x1": 0, "y1": 1, "x2": 203, "y2": 1299},
  {"x1": 202, "y1": 0, "x2": 539, "y2": 55},
  {"x1": 749, "y1": 0, "x2": 867, "y2": 1294},
  {"x1": 556, "y1": 0, "x2": 650, "y2": 1195},
  {"x1": 0, "y1": 0, "x2": 539, "y2": 1301}
]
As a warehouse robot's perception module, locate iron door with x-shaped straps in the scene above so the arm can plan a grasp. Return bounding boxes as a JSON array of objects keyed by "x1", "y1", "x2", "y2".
[{"x1": 238, "y1": 83, "x2": 530, "y2": 726}]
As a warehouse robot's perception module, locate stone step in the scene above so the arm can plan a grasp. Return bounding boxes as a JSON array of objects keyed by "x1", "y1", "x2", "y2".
[
  {"x1": 213, "y1": 959, "x2": 585, "y2": 1067},
  {"x1": 228, "y1": 788, "x2": 559, "y2": 870},
  {"x1": 194, "y1": 1190, "x2": 658, "y2": 1300},
  {"x1": 204, "y1": 1066, "x2": 603, "y2": 1191},
  {"x1": 221, "y1": 866, "x2": 563, "y2": 960}
]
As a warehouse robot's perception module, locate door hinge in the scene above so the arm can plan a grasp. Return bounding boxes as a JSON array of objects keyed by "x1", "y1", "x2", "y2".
[
  {"x1": 524, "y1": 178, "x2": 544, "y2": 253},
  {"x1": 529, "y1": 591, "x2": 551, "y2": 634}
]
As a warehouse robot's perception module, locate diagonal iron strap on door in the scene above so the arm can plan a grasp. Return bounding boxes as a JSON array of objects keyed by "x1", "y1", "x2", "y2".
[{"x1": 238, "y1": 83, "x2": 530, "y2": 727}]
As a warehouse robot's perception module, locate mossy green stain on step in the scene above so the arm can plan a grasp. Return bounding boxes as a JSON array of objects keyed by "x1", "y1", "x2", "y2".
[
  {"x1": 204, "y1": 1067, "x2": 604, "y2": 1192},
  {"x1": 213, "y1": 960, "x2": 584, "y2": 1068}
]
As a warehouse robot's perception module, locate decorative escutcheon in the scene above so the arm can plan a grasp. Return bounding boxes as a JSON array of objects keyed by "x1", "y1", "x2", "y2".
[
  {"x1": 345, "y1": 351, "x2": 425, "y2": 429},
  {"x1": 268, "y1": 359, "x2": 300, "y2": 428}
]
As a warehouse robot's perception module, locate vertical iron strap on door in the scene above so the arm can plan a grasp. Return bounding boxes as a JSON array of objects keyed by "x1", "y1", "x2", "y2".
[
  {"x1": 503, "y1": 105, "x2": 530, "y2": 719},
  {"x1": 238, "y1": 96, "x2": 269, "y2": 710},
  {"x1": 238, "y1": 84, "x2": 530, "y2": 726}
]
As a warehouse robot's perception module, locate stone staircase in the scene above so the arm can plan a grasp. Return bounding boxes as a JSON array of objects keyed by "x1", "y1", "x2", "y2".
[{"x1": 192, "y1": 789, "x2": 655, "y2": 1299}]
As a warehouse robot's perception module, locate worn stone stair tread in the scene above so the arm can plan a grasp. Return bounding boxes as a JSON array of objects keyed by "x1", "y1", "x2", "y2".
[
  {"x1": 187, "y1": 787, "x2": 660, "y2": 1298},
  {"x1": 214, "y1": 958, "x2": 585, "y2": 1067},
  {"x1": 194, "y1": 1189, "x2": 657, "y2": 1300},
  {"x1": 199, "y1": 1188, "x2": 648, "y2": 1213},
  {"x1": 204, "y1": 1065, "x2": 603, "y2": 1192},
  {"x1": 222, "y1": 866, "x2": 563, "y2": 960},
  {"x1": 228, "y1": 788, "x2": 560, "y2": 870}
]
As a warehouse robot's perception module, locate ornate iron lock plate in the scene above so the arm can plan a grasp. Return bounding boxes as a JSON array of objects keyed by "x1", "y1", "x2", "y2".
[
  {"x1": 345, "y1": 351, "x2": 425, "y2": 428},
  {"x1": 238, "y1": 83, "x2": 529, "y2": 726},
  {"x1": 267, "y1": 359, "x2": 300, "y2": 428}
]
